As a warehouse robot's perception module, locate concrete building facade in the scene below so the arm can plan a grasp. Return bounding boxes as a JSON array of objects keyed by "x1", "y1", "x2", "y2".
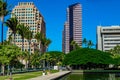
[
  {"x1": 7, "y1": 2, "x2": 46, "y2": 53},
  {"x1": 62, "y1": 3, "x2": 82, "y2": 53},
  {"x1": 97, "y1": 26, "x2": 120, "y2": 52}
]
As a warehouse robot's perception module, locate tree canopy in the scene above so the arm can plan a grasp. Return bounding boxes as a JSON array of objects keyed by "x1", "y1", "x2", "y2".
[
  {"x1": 43, "y1": 51, "x2": 65, "y2": 66},
  {"x1": 63, "y1": 48, "x2": 113, "y2": 66}
]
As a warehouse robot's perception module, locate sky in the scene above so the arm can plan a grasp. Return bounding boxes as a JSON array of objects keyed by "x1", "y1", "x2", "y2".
[{"x1": 1, "y1": 0, "x2": 120, "y2": 51}]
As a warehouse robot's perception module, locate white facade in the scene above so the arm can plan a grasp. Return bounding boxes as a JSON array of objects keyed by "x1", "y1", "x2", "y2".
[{"x1": 97, "y1": 26, "x2": 120, "y2": 51}]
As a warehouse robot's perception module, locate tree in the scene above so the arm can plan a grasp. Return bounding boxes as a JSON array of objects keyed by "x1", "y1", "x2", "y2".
[
  {"x1": 109, "y1": 45, "x2": 120, "y2": 67},
  {"x1": 45, "y1": 38, "x2": 51, "y2": 52},
  {"x1": 63, "y1": 48, "x2": 113, "y2": 69},
  {"x1": 34, "y1": 32, "x2": 42, "y2": 52},
  {"x1": 82, "y1": 38, "x2": 87, "y2": 47},
  {"x1": 31, "y1": 52, "x2": 41, "y2": 68},
  {"x1": 45, "y1": 51, "x2": 65, "y2": 66},
  {"x1": 17, "y1": 24, "x2": 29, "y2": 51},
  {"x1": 0, "y1": 44, "x2": 22, "y2": 75},
  {"x1": 70, "y1": 40, "x2": 80, "y2": 50},
  {"x1": 40, "y1": 53, "x2": 51, "y2": 69},
  {"x1": 5, "y1": 17, "x2": 18, "y2": 45},
  {"x1": 25, "y1": 30, "x2": 33, "y2": 54},
  {"x1": 87, "y1": 40, "x2": 94, "y2": 48},
  {"x1": 0, "y1": 0, "x2": 10, "y2": 44},
  {"x1": 109, "y1": 45, "x2": 120, "y2": 54},
  {"x1": 25, "y1": 30, "x2": 33, "y2": 68}
]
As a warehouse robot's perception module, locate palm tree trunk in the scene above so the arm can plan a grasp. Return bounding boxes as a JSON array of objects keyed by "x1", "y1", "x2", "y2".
[
  {"x1": 28, "y1": 40, "x2": 31, "y2": 68},
  {"x1": 14, "y1": 33, "x2": 16, "y2": 45},
  {"x1": 29, "y1": 40, "x2": 31, "y2": 55},
  {"x1": 22, "y1": 37, "x2": 24, "y2": 51},
  {"x1": 2, "y1": 64, "x2": 5, "y2": 76},
  {"x1": 1, "y1": 16, "x2": 4, "y2": 45}
]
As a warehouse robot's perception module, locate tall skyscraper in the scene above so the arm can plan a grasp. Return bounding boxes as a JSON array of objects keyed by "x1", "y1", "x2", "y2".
[
  {"x1": 62, "y1": 3, "x2": 82, "y2": 53},
  {"x1": 7, "y1": 2, "x2": 46, "y2": 53},
  {"x1": 97, "y1": 26, "x2": 120, "y2": 52}
]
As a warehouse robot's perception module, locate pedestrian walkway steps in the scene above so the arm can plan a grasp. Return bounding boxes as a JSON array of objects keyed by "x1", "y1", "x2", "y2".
[{"x1": 29, "y1": 71, "x2": 71, "y2": 80}]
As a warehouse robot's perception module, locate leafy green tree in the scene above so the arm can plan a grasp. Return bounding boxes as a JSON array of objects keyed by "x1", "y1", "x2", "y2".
[
  {"x1": 0, "y1": 44, "x2": 22, "y2": 75},
  {"x1": 40, "y1": 53, "x2": 51, "y2": 69},
  {"x1": 63, "y1": 48, "x2": 113, "y2": 69},
  {"x1": 109, "y1": 45, "x2": 120, "y2": 54},
  {"x1": 31, "y1": 52, "x2": 41, "y2": 68},
  {"x1": 45, "y1": 51, "x2": 65, "y2": 66},
  {"x1": 109, "y1": 45, "x2": 120, "y2": 67},
  {"x1": 5, "y1": 17, "x2": 18, "y2": 45},
  {"x1": 0, "y1": 0, "x2": 10, "y2": 44}
]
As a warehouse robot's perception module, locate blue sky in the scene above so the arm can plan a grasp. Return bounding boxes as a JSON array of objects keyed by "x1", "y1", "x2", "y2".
[{"x1": 1, "y1": 0, "x2": 120, "y2": 51}]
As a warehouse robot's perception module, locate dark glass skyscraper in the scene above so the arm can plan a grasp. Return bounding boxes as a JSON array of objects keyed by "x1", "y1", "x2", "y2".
[{"x1": 62, "y1": 3, "x2": 82, "y2": 53}]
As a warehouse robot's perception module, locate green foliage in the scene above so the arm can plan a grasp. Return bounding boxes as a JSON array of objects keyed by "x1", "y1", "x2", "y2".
[
  {"x1": 70, "y1": 40, "x2": 80, "y2": 50},
  {"x1": 0, "y1": 0, "x2": 10, "y2": 17},
  {"x1": 17, "y1": 24, "x2": 29, "y2": 51},
  {"x1": 109, "y1": 45, "x2": 120, "y2": 54},
  {"x1": 5, "y1": 17, "x2": 18, "y2": 35},
  {"x1": 82, "y1": 38, "x2": 94, "y2": 48},
  {"x1": 35, "y1": 32, "x2": 51, "y2": 53},
  {"x1": 63, "y1": 48, "x2": 113, "y2": 66},
  {"x1": 0, "y1": 45, "x2": 22, "y2": 65},
  {"x1": 30, "y1": 52, "x2": 41, "y2": 68},
  {"x1": 43, "y1": 51, "x2": 65, "y2": 66},
  {"x1": 109, "y1": 45, "x2": 120, "y2": 66},
  {"x1": 34, "y1": 32, "x2": 42, "y2": 43}
]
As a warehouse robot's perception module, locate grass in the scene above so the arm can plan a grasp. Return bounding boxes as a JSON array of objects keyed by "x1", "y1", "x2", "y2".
[{"x1": 0, "y1": 70, "x2": 59, "y2": 80}]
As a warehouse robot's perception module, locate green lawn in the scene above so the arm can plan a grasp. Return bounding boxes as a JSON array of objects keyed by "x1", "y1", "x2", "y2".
[{"x1": 0, "y1": 70, "x2": 58, "y2": 80}]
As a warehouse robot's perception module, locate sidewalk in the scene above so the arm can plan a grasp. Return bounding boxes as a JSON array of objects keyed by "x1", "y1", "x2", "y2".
[{"x1": 29, "y1": 71, "x2": 71, "y2": 80}]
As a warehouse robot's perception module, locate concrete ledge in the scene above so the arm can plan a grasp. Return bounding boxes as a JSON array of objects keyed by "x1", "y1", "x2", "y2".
[{"x1": 29, "y1": 71, "x2": 71, "y2": 80}]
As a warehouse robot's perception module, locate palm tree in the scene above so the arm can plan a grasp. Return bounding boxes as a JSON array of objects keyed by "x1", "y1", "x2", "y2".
[
  {"x1": 87, "y1": 40, "x2": 94, "y2": 48},
  {"x1": 35, "y1": 32, "x2": 46, "y2": 70},
  {"x1": 34, "y1": 32, "x2": 42, "y2": 53},
  {"x1": 25, "y1": 30, "x2": 33, "y2": 54},
  {"x1": 70, "y1": 40, "x2": 80, "y2": 50},
  {"x1": 71, "y1": 40, "x2": 76, "y2": 50},
  {"x1": 31, "y1": 52, "x2": 41, "y2": 69},
  {"x1": 0, "y1": 0, "x2": 10, "y2": 44},
  {"x1": 17, "y1": 24, "x2": 29, "y2": 51},
  {"x1": 45, "y1": 38, "x2": 51, "y2": 52},
  {"x1": 82, "y1": 38, "x2": 88, "y2": 47},
  {"x1": 5, "y1": 17, "x2": 18, "y2": 45},
  {"x1": 35, "y1": 32, "x2": 51, "y2": 74},
  {"x1": 25, "y1": 30, "x2": 33, "y2": 68}
]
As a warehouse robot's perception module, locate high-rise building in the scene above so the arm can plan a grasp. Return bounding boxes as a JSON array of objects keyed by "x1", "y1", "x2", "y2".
[
  {"x1": 62, "y1": 3, "x2": 82, "y2": 54},
  {"x1": 7, "y1": 2, "x2": 46, "y2": 53},
  {"x1": 97, "y1": 26, "x2": 120, "y2": 52}
]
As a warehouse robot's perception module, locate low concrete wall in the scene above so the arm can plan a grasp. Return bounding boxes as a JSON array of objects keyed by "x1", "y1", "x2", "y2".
[{"x1": 50, "y1": 71, "x2": 71, "y2": 80}]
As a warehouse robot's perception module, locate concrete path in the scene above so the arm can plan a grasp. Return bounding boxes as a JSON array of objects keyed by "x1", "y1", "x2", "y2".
[{"x1": 29, "y1": 71, "x2": 71, "y2": 80}]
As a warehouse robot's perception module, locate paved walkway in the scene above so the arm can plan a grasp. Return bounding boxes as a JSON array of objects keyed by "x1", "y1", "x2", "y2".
[{"x1": 29, "y1": 71, "x2": 71, "y2": 80}]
